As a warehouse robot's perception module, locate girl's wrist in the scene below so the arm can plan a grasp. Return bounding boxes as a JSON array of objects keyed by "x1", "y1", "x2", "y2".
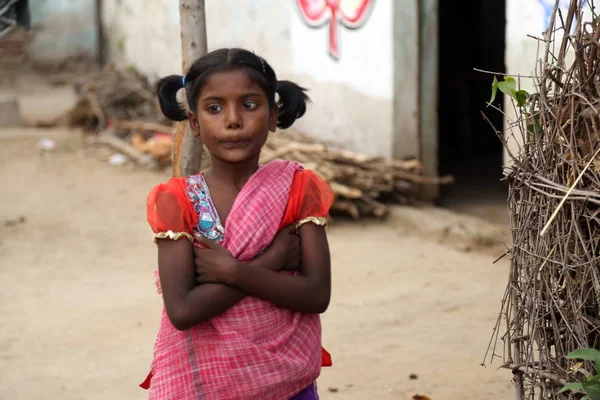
[
  {"x1": 224, "y1": 260, "x2": 243, "y2": 286},
  {"x1": 249, "y1": 250, "x2": 280, "y2": 271}
]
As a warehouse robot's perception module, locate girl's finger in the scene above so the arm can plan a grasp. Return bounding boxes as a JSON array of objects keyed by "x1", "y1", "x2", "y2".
[
  {"x1": 196, "y1": 271, "x2": 205, "y2": 282},
  {"x1": 194, "y1": 234, "x2": 218, "y2": 249}
]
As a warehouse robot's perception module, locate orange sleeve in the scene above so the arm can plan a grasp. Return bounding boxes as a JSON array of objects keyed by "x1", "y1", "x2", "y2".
[
  {"x1": 146, "y1": 177, "x2": 197, "y2": 243},
  {"x1": 280, "y1": 170, "x2": 334, "y2": 229}
]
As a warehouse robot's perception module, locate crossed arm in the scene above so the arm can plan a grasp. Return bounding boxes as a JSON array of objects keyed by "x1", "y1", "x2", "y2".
[{"x1": 157, "y1": 224, "x2": 331, "y2": 331}]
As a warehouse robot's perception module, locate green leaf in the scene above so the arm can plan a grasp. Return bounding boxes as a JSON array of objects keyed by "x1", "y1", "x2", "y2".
[
  {"x1": 488, "y1": 76, "x2": 499, "y2": 106},
  {"x1": 515, "y1": 90, "x2": 529, "y2": 107},
  {"x1": 498, "y1": 76, "x2": 517, "y2": 98},
  {"x1": 582, "y1": 376, "x2": 600, "y2": 400},
  {"x1": 567, "y1": 349, "x2": 600, "y2": 361},
  {"x1": 567, "y1": 348, "x2": 600, "y2": 372},
  {"x1": 559, "y1": 382, "x2": 585, "y2": 393}
]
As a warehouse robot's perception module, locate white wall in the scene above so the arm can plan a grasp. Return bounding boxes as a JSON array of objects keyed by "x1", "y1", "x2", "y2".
[
  {"x1": 101, "y1": 0, "x2": 181, "y2": 78},
  {"x1": 28, "y1": 0, "x2": 97, "y2": 61},
  {"x1": 503, "y1": 0, "x2": 587, "y2": 166},
  {"x1": 504, "y1": 0, "x2": 549, "y2": 165},
  {"x1": 102, "y1": 0, "x2": 395, "y2": 157}
]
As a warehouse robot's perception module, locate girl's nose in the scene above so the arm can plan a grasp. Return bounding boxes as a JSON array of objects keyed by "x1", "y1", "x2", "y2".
[{"x1": 225, "y1": 107, "x2": 242, "y2": 130}]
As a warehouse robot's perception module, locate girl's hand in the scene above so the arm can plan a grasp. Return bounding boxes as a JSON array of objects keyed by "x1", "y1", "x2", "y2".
[
  {"x1": 193, "y1": 234, "x2": 240, "y2": 285},
  {"x1": 266, "y1": 225, "x2": 301, "y2": 271}
]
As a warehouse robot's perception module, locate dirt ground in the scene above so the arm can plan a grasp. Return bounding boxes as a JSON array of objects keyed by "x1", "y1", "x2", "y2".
[{"x1": 0, "y1": 128, "x2": 514, "y2": 400}]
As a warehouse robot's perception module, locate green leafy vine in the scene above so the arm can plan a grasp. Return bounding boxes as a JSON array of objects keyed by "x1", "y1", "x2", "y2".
[
  {"x1": 560, "y1": 348, "x2": 600, "y2": 400},
  {"x1": 488, "y1": 75, "x2": 529, "y2": 108},
  {"x1": 488, "y1": 75, "x2": 542, "y2": 143}
]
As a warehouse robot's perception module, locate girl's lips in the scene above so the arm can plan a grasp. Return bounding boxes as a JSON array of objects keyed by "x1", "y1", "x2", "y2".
[{"x1": 220, "y1": 140, "x2": 251, "y2": 149}]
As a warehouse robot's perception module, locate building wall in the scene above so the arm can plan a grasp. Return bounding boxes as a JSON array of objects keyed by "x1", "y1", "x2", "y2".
[
  {"x1": 101, "y1": 0, "x2": 398, "y2": 157},
  {"x1": 503, "y1": 0, "x2": 586, "y2": 166},
  {"x1": 503, "y1": 0, "x2": 548, "y2": 165},
  {"x1": 101, "y1": 0, "x2": 181, "y2": 79},
  {"x1": 28, "y1": 0, "x2": 97, "y2": 61}
]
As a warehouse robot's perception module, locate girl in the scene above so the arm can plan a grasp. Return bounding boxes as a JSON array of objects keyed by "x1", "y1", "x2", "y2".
[{"x1": 142, "y1": 48, "x2": 334, "y2": 400}]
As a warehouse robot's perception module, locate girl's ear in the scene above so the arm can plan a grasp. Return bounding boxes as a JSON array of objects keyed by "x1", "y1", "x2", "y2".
[
  {"x1": 268, "y1": 107, "x2": 278, "y2": 132},
  {"x1": 189, "y1": 111, "x2": 200, "y2": 137}
]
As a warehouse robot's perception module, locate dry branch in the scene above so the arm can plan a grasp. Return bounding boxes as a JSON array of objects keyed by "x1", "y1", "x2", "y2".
[
  {"x1": 112, "y1": 120, "x2": 175, "y2": 134},
  {"x1": 93, "y1": 129, "x2": 158, "y2": 168}
]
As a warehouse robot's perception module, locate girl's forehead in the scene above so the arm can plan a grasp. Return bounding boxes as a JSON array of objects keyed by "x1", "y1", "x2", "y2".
[{"x1": 200, "y1": 69, "x2": 264, "y2": 98}]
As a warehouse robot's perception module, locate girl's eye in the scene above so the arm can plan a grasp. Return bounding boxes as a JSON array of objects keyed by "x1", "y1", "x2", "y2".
[
  {"x1": 243, "y1": 101, "x2": 258, "y2": 110},
  {"x1": 207, "y1": 104, "x2": 223, "y2": 113}
]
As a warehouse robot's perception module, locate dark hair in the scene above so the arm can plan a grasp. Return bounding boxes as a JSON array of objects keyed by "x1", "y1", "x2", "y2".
[{"x1": 156, "y1": 48, "x2": 309, "y2": 129}]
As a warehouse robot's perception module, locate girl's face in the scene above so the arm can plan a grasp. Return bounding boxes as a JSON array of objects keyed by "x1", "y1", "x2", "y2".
[{"x1": 189, "y1": 69, "x2": 277, "y2": 164}]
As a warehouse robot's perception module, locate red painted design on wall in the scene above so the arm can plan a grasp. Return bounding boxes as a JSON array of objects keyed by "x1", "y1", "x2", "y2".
[{"x1": 296, "y1": 0, "x2": 375, "y2": 60}]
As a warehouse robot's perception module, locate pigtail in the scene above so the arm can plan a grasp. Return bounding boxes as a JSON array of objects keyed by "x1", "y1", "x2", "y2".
[
  {"x1": 156, "y1": 75, "x2": 188, "y2": 121},
  {"x1": 276, "y1": 80, "x2": 310, "y2": 129}
]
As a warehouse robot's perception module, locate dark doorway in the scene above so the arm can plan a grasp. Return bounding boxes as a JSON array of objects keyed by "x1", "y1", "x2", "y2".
[
  {"x1": 0, "y1": 0, "x2": 30, "y2": 37},
  {"x1": 436, "y1": 0, "x2": 507, "y2": 224}
]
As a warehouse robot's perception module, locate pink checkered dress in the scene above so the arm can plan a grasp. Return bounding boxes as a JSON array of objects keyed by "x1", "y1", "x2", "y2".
[{"x1": 143, "y1": 160, "x2": 322, "y2": 400}]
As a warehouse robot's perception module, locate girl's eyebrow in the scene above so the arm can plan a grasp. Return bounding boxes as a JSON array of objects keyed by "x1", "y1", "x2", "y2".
[
  {"x1": 201, "y1": 92, "x2": 264, "y2": 102},
  {"x1": 201, "y1": 95, "x2": 223, "y2": 102},
  {"x1": 242, "y1": 92, "x2": 263, "y2": 98}
]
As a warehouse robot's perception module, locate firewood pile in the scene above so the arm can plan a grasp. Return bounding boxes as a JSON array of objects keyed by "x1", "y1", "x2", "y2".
[
  {"x1": 68, "y1": 66, "x2": 453, "y2": 218},
  {"x1": 261, "y1": 130, "x2": 452, "y2": 218},
  {"x1": 67, "y1": 65, "x2": 170, "y2": 132}
]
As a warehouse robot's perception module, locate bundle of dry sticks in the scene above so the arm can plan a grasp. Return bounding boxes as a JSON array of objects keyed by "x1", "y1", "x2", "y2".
[{"x1": 485, "y1": 1, "x2": 600, "y2": 399}]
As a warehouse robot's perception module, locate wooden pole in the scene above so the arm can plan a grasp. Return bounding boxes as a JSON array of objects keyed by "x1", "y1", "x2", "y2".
[
  {"x1": 172, "y1": 0, "x2": 207, "y2": 177},
  {"x1": 95, "y1": 0, "x2": 105, "y2": 65}
]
